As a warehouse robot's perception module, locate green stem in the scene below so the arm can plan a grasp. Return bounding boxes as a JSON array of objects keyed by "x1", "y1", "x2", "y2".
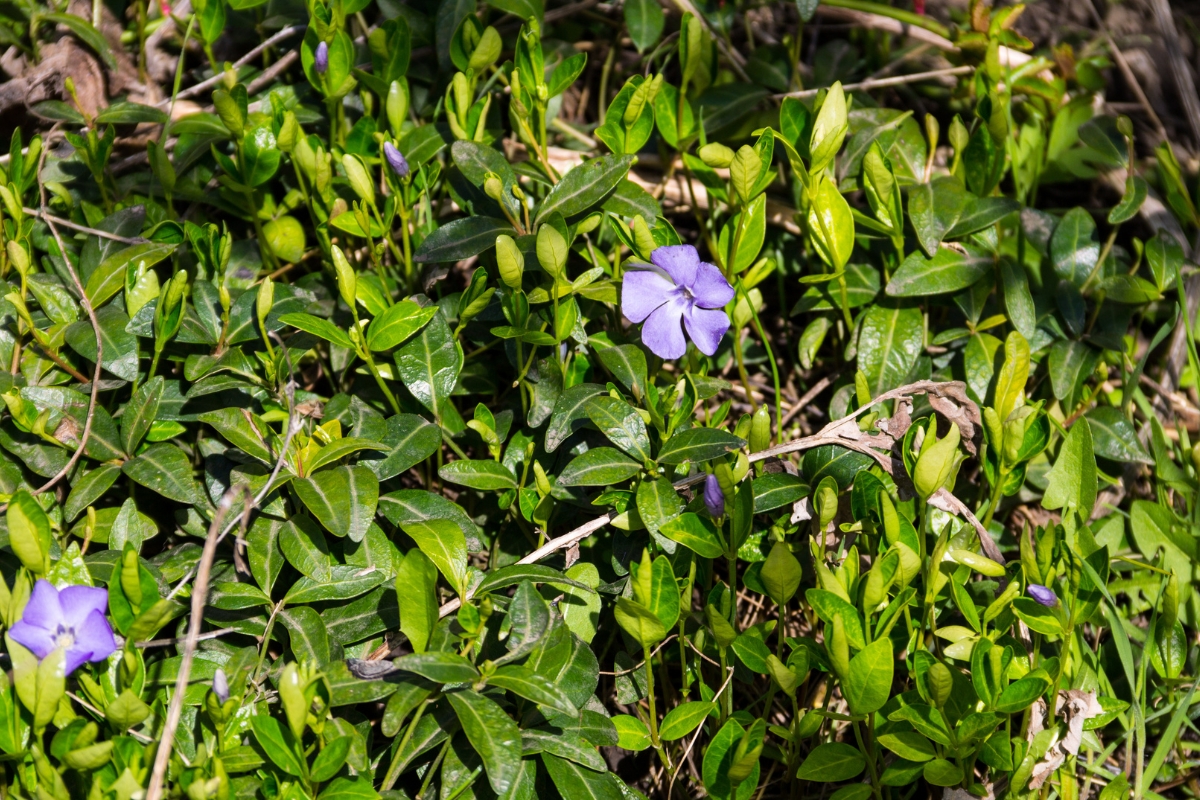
[{"x1": 383, "y1": 694, "x2": 438, "y2": 791}]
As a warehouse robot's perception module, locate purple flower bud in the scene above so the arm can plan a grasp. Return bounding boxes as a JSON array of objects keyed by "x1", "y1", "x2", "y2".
[
  {"x1": 314, "y1": 41, "x2": 329, "y2": 75},
  {"x1": 383, "y1": 141, "x2": 409, "y2": 178},
  {"x1": 212, "y1": 668, "x2": 230, "y2": 703},
  {"x1": 1027, "y1": 584, "x2": 1058, "y2": 608},
  {"x1": 704, "y1": 473, "x2": 724, "y2": 518}
]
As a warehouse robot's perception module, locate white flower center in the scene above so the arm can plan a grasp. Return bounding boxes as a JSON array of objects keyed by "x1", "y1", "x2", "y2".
[{"x1": 53, "y1": 624, "x2": 75, "y2": 650}]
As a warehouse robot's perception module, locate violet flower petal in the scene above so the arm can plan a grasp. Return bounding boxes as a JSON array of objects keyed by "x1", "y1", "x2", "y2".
[
  {"x1": 8, "y1": 620, "x2": 56, "y2": 659},
  {"x1": 650, "y1": 244, "x2": 700, "y2": 287},
  {"x1": 641, "y1": 296, "x2": 688, "y2": 359},
  {"x1": 691, "y1": 261, "x2": 736, "y2": 308},
  {"x1": 20, "y1": 580, "x2": 61, "y2": 631},
  {"x1": 69, "y1": 609, "x2": 116, "y2": 668},
  {"x1": 315, "y1": 41, "x2": 329, "y2": 74},
  {"x1": 1027, "y1": 584, "x2": 1058, "y2": 607},
  {"x1": 703, "y1": 474, "x2": 724, "y2": 518},
  {"x1": 58, "y1": 585, "x2": 108, "y2": 630},
  {"x1": 684, "y1": 306, "x2": 730, "y2": 356},
  {"x1": 63, "y1": 648, "x2": 93, "y2": 677},
  {"x1": 621, "y1": 268, "x2": 674, "y2": 323}
]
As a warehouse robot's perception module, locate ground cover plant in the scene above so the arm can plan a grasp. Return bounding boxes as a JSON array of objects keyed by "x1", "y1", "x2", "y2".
[{"x1": 0, "y1": 0, "x2": 1197, "y2": 797}]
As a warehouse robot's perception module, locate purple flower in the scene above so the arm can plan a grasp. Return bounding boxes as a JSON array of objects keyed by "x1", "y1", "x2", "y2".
[
  {"x1": 621, "y1": 245, "x2": 734, "y2": 360},
  {"x1": 9, "y1": 580, "x2": 116, "y2": 675},
  {"x1": 212, "y1": 668, "x2": 230, "y2": 703},
  {"x1": 704, "y1": 473, "x2": 725, "y2": 518},
  {"x1": 315, "y1": 41, "x2": 329, "y2": 75},
  {"x1": 384, "y1": 142, "x2": 409, "y2": 178},
  {"x1": 1028, "y1": 584, "x2": 1058, "y2": 608}
]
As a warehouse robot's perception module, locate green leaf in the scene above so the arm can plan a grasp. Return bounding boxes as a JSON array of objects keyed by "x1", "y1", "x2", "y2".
[
  {"x1": 994, "y1": 673, "x2": 1050, "y2": 713},
  {"x1": 362, "y1": 414, "x2": 441, "y2": 480},
  {"x1": 305, "y1": 438, "x2": 390, "y2": 473},
  {"x1": 250, "y1": 715, "x2": 305, "y2": 777},
  {"x1": 543, "y1": 752, "x2": 624, "y2": 800},
  {"x1": 585, "y1": 397, "x2": 651, "y2": 461},
  {"x1": 659, "y1": 512, "x2": 725, "y2": 558},
  {"x1": 41, "y1": 13, "x2": 116, "y2": 68},
  {"x1": 310, "y1": 736, "x2": 352, "y2": 782},
  {"x1": 396, "y1": 549, "x2": 438, "y2": 653},
  {"x1": 366, "y1": 301, "x2": 438, "y2": 351},
  {"x1": 84, "y1": 242, "x2": 175, "y2": 308},
  {"x1": 293, "y1": 465, "x2": 380, "y2": 542},
  {"x1": 546, "y1": 383, "x2": 607, "y2": 452},
  {"x1": 1048, "y1": 340, "x2": 1099, "y2": 408},
  {"x1": 1042, "y1": 420, "x2": 1096, "y2": 515},
  {"x1": 857, "y1": 305, "x2": 924, "y2": 397},
  {"x1": 923, "y1": 759, "x2": 962, "y2": 787},
  {"x1": 279, "y1": 312, "x2": 354, "y2": 349},
  {"x1": 557, "y1": 447, "x2": 641, "y2": 486},
  {"x1": 394, "y1": 309, "x2": 464, "y2": 433},
  {"x1": 489, "y1": 664, "x2": 578, "y2": 716},
  {"x1": 283, "y1": 565, "x2": 387, "y2": 604},
  {"x1": 659, "y1": 701, "x2": 713, "y2": 741},
  {"x1": 702, "y1": 718, "x2": 761, "y2": 800},
  {"x1": 878, "y1": 731, "x2": 936, "y2": 762},
  {"x1": 414, "y1": 217, "x2": 514, "y2": 262},
  {"x1": 614, "y1": 597, "x2": 667, "y2": 647},
  {"x1": 1085, "y1": 407, "x2": 1152, "y2": 464},
  {"x1": 908, "y1": 177, "x2": 970, "y2": 257},
  {"x1": 393, "y1": 652, "x2": 480, "y2": 683},
  {"x1": 596, "y1": 345, "x2": 648, "y2": 397},
  {"x1": 796, "y1": 742, "x2": 866, "y2": 782},
  {"x1": 521, "y1": 728, "x2": 605, "y2": 771},
  {"x1": 886, "y1": 245, "x2": 992, "y2": 297},
  {"x1": 121, "y1": 376, "x2": 163, "y2": 455},
  {"x1": 197, "y1": 408, "x2": 276, "y2": 463},
  {"x1": 439, "y1": 459, "x2": 518, "y2": 490},
  {"x1": 624, "y1": 0, "x2": 664, "y2": 52},
  {"x1": 537, "y1": 155, "x2": 635, "y2": 223},
  {"x1": 752, "y1": 473, "x2": 808, "y2": 512},
  {"x1": 447, "y1": 690, "x2": 523, "y2": 794},
  {"x1": 476, "y1": 564, "x2": 596, "y2": 594},
  {"x1": 844, "y1": 637, "x2": 894, "y2": 715},
  {"x1": 95, "y1": 101, "x2": 168, "y2": 125},
  {"x1": 658, "y1": 427, "x2": 745, "y2": 464},
  {"x1": 65, "y1": 305, "x2": 141, "y2": 381},
  {"x1": 122, "y1": 443, "x2": 202, "y2": 504},
  {"x1": 280, "y1": 606, "x2": 331, "y2": 664},
  {"x1": 1050, "y1": 207, "x2": 1099, "y2": 288},
  {"x1": 399, "y1": 518, "x2": 467, "y2": 596}
]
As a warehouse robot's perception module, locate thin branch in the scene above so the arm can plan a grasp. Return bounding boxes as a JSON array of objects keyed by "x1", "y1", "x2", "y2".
[
  {"x1": 772, "y1": 65, "x2": 974, "y2": 100},
  {"x1": 1083, "y1": 0, "x2": 1168, "y2": 144},
  {"x1": 599, "y1": 635, "x2": 679, "y2": 676},
  {"x1": 23, "y1": 208, "x2": 145, "y2": 244},
  {"x1": 137, "y1": 627, "x2": 235, "y2": 649},
  {"x1": 145, "y1": 493, "x2": 237, "y2": 800},
  {"x1": 10, "y1": 128, "x2": 105, "y2": 510},
  {"x1": 165, "y1": 24, "x2": 307, "y2": 105}
]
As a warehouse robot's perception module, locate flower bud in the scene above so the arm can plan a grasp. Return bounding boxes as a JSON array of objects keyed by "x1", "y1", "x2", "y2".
[
  {"x1": 912, "y1": 421, "x2": 961, "y2": 500},
  {"x1": 315, "y1": 41, "x2": 329, "y2": 75},
  {"x1": 256, "y1": 277, "x2": 274, "y2": 330},
  {"x1": 331, "y1": 245, "x2": 357, "y2": 311},
  {"x1": 749, "y1": 404, "x2": 770, "y2": 452},
  {"x1": 703, "y1": 473, "x2": 724, "y2": 518},
  {"x1": 383, "y1": 142, "x2": 409, "y2": 178},
  {"x1": 483, "y1": 173, "x2": 504, "y2": 202},
  {"x1": 1027, "y1": 583, "x2": 1058, "y2": 608},
  {"x1": 495, "y1": 234, "x2": 524, "y2": 289},
  {"x1": 342, "y1": 154, "x2": 375, "y2": 207},
  {"x1": 386, "y1": 80, "x2": 409, "y2": 135},
  {"x1": 212, "y1": 668, "x2": 230, "y2": 704},
  {"x1": 698, "y1": 142, "x2": 734, "y2": 169}
]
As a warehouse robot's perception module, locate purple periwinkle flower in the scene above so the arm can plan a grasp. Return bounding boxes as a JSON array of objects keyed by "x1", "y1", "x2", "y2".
[
  {"x1": 704, "y1": 473, "x2": 725, "y2": 518},
  {"x1": 9, "y1": 580, "x2": 116, "y2": 675},
  {"x1": 314, "y1": 41, "x2": 329, "y2": 75},
  {"x1": 1027, "y1": 584, "x2": 1058, "y2": 608},
  {"x1": 621, "y1": 245, "x2": 734, "y2": 360},
  {"x1": 384, "y1": 142, "x2": 409, "y2": 178},
  {"x1": 212, "y1": 668, "x2": 230, "y2": 703}
]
